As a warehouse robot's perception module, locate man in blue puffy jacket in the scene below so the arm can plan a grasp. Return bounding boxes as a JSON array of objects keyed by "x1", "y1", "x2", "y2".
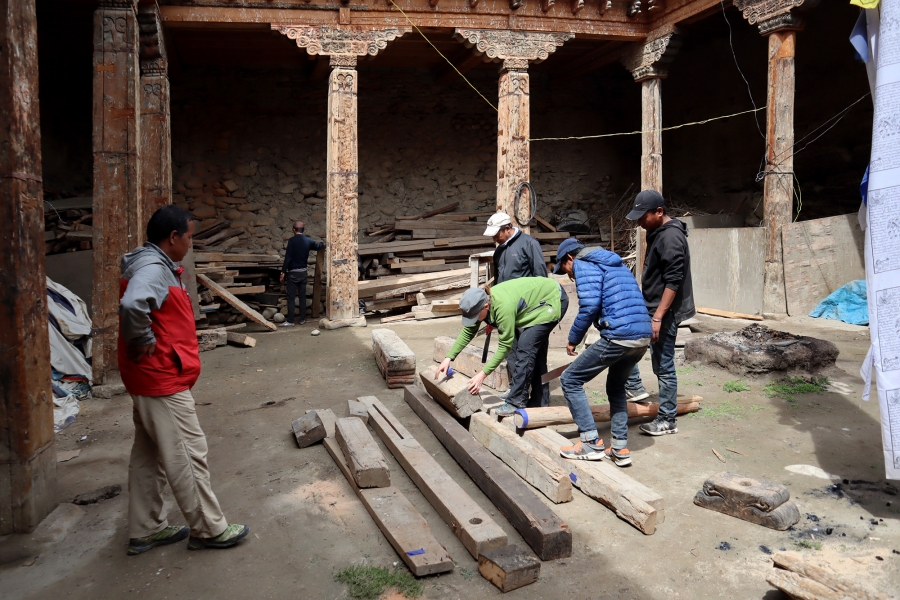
[{"x1": 553, "y1": 238, "x2": 652, "y2": 466}]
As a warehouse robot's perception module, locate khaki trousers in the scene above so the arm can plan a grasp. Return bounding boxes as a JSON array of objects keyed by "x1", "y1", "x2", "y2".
[{"x1": 128, "y1": 389, "x2": 228, "y2": 539}]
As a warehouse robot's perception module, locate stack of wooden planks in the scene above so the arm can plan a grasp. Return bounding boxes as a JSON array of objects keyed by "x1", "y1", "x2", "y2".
[
  {"x1": 371, "y1": 329, "x2": 417, "y2": 388},
  {"x1": 43, "y1": 197, "x2": 94, "y2": 255}
]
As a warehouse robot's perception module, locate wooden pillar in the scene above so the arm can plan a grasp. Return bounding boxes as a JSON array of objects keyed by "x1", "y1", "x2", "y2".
[
  {"x1": 92, "y1": 0, "x2": 142, "y2": 383},
  {"x1": 640, "y1": 77, "x2": 663, "y2": 193},
  {"x1": 138, "y1": 2, "x2": 171, "y2": 220},
  {"x1": 497, "y1": 59, "x2": 531, "y2": 232},
  {"x1": 0, "y1": 0, "x2": 58, "y2": 534},
  {"x1": 761, "y1": 29, "x2": 796, "y2": 315},
  {"x1": 326, "y1": 54, "x2": 359, "y2": 322}
]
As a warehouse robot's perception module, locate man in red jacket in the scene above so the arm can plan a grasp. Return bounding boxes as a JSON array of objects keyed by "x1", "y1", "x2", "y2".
[{"x1": 119, "y1": 206, "x2": 248, "y2": 555}]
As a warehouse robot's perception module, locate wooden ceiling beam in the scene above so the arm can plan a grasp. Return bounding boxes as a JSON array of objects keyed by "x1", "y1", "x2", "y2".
[
  {"x1": 551, "y1": 40, "x2": 627, "y2": 82},
  {"x1": 650, "y1": 0, "x2": 732, "y2": 29},
  {"x1": 434, "y1": 49, "x2": 487, "y2": 85}
]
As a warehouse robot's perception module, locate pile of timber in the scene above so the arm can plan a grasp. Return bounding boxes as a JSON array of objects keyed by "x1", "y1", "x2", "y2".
[
  {"x1": 196, "y1": 326, "x2": 257, "y2": 352},
  {"x1": 371, "y1": 329, "x2": 417, "y2": 388},
  {"x1": 43, "y1": 196, "x2": 93, "y2": 255},
  {"x1": 766, "y1": 551, "x2": 891, "y2": 600}
]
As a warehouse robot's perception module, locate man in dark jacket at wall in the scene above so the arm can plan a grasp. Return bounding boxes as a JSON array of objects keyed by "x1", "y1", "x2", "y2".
[
  {"x1": 280, "y1": 220, "x2": 324, "y2": 327},
  {"x1": 553, "y1": 238, "x2": 652, "y2": 466},
  {"x1": 624, "y1": 190, "x2": 695, "y2": 437},
  {"x1": 484, "y1": 211, "x2": 547, "y2": 284}
]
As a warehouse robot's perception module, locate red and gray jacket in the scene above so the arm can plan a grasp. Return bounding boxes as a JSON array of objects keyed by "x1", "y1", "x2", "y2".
[{"x1": 118, "y1": 243, "x2": 200, "y2": 396}]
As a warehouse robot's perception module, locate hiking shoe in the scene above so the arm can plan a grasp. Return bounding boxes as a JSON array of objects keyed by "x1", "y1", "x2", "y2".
[
  {"x1": 493, "y1": 402, "x2": 521, "y2": 417},
  {"x1": 559, "y1": 439, "x2": 606, "y2": 461},
  {"x1": 279, "y1": 322, "x2": 295, "y2": 328},
  {"x1": 604, "y1": 447, "x2": 633, "y2": 467},
  {"x1": 127, "y1": 525, "x2": 189, "y2": 556},
  {"x1": 297, "y1": 320, "x2": 306, "y2": 325},
  {"x1": 188, "y1": 524, "x2": 249, "y2": 550},
  {"x1": 639, "y1": 417, "x2": 678, "y2": 436},
  {"x1": 497, "y1": 390, "x2": 510, "y2": 400},
  {"x1": 625, "y1": 388, "x2": 650, "y2": 402}
]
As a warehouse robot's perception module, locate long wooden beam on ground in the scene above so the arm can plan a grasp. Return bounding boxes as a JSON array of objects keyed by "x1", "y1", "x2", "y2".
[
  {"x1": 361, "y1": 396, "x2": 508, "y2": 560},
  {"x1": 197, "y1": 274, "x2": 277, "y2": 331},
  {"x1": 323, "y1": 436, "x2": 455, "y2": 576},
  {"x1": 469, "y1": 414, "x2": 573, "y2": 504},
  {"x1": 521, "y1": 427, "x2": 663, "y2": 535},
  {"x1": 434, "y1": 336, "x2": 509, "y2": 392},
  {"x1": 513, "y1": 395, "x2": 702, "y2": 429},
  {"x1": 404, "y1": 385, "x2": 572, "y2": 561}
]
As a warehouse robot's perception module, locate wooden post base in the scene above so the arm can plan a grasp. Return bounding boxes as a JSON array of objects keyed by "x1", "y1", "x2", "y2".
[
  {"x1": 291, "y1": 412, "x2": 326, "y2": 448},
  {"x1": 318, "y1": 316, "x2": 367, "y2": 330},
  {"x1": 693, "y1": 471, "x2": 800, "y2": 531},
  {"x1": 478, "y1": 545, "x2": 540, "y2": 592}
]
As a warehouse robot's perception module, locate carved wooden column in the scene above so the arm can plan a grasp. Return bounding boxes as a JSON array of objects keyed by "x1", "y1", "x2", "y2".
[
  {"x1": 621, "y1": 30, "x2": 680, "y2": 194},
  {"x1": 92, "y1": 0, "x2": 142, "y2": 383},
  {"x1": 736, "y1": 1, "x2": 813, "y2": 315},
  {"x1": 454, "y1": 30, "x2": 572, "y2": 232},
  {"x1": 138, "y1": 3, "x2": 171, "y2": 220},
  {"x1": 273, "y1": 25, "x2": 408, "y2": 327},
  {"x1": 0, "y1": 0, "x2": 57, "y2": 534}
]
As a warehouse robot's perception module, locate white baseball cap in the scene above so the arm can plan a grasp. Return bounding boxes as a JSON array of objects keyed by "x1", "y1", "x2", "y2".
[{"x1": 483, "y1": 212, "x2": 512, "y2": 237}]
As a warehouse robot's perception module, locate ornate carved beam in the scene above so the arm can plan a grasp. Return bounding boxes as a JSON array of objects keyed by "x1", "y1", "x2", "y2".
[
  {"x1": 272, "y1": 25, "x2": 409, "y2": 326},
  {"x1": 453, "y1": 29, "x2": 573, "y2": 231},
  {"x1": 138, "y1": 2, "x2": 171, "y2": 221}
]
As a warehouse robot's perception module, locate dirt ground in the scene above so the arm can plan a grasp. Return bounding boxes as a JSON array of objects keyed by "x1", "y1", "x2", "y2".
[{"x1": 1, "y1": 313, "x2": 898, "y2": 599}]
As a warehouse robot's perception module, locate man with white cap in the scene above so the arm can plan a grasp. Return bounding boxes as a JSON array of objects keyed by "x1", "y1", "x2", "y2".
[
  {"x1": 436, "y1": 277, "x2": 568, "y2": 416},
  {"x1": 483, "y1": 212, "x2": 547, "y2": 285}
]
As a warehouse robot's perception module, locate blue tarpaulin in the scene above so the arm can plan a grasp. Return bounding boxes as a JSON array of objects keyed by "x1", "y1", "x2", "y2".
[{"x1": 809, "y1": 280, "x2": 869, "y2": 326}]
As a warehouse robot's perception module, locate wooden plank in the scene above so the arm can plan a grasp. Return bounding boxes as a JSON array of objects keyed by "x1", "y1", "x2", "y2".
[
  {"x1": 522, "y1": 428, "x2": 661, "y2": 534},
  {"x1": 404, "y1": 385, "x2": 572, "y2": 561},
  {"x1": 193, "y1": 251, "x2": 224, "y2": 262},
  {"x1": 533, "y1": 215, "x2": 556, "y2": 232},
  {"x1": 291, "y1": 412, "x2": 326, "y2": 448},
  {"x1": 430, "y1": 299, "x2": 461, "y2": 313},
  {"x1": 371, "y1": 329, "x2": 417, "y2": 387},
  {"x1": 0, "y1": 0, "x2": 57, "y2": 534},
  {"x1": 696, "y1": 307, "x2": 763, "y2": 321},
  {"x1": 220, "y1": 253, "x2": 280, "y2": 263},
  {"x1": 389, "y1": 259, "x2": 445, "y2": 269},
  {"x1": 196, "y1": 274, "x2": 277, "y2": 331},
  {"x1": 434, "y1": 336, "x2": 508, "y2": 391},
  {"x1": 419, "y1": 366, "x2": 483, "y2": 419},
  {"x1": 347, "y1": 399, "x2": 368, "y2": 422},
  {"x1": 399, "y1": 263, "x2": 464, "y2": 274},
  {"x1": 513, "y1": 395, "x2": 702, "y2": 429},
  {"x1": 532, "y1": 232, "x2": 571, "y2": 241},
  {"x1": 312, "y1": 249, "x2": 324, "y2": 319},
  {"x1": 478, "y1": 545, "x2": 540, "y2": 593},
  {"x1": 768, "y1": 552, "x2": 891, "y2": 600},
  {"x1": 469, "y1": 414, "x2": 573, "y2": 504},
  {"x1": 323, "y1": 436, "x2": 454, "y2": 577},
  {"x1": 358, "y1": 267, "x2": 471, "y2": 298},
  {"x1": 226, "y1": 332, "x2": 256, "y2": 347},
  {"x1": 380, "y1": 313, "x2": 416, "y2": 324},
  {"x1": 361, "y1": 396, "x2": 507, "y2": 560},
  {"x1": 335, "y1": 417, "x2": 390, "y2": 489},
  {"x1": 220, "y1": 285, "x2": 265, "y2": 295}
]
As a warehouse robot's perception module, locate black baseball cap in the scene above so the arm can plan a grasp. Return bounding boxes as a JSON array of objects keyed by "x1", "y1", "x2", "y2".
[{"x1": 626, "y1": 190, "x2": 665, "y2": 221}]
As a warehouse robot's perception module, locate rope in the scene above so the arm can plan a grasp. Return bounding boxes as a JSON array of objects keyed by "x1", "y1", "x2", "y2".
[{"x1": 513, "y1": 181, "x2": 537, "y2": 226}]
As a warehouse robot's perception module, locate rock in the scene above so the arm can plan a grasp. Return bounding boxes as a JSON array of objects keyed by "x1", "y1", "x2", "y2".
[
  {"x1": 238, "y1": 203, "x2": 263, "y2": 212},
  {"x1": 300, "y1": 186, "x2": 316, "y2": 197},
  {"x1": 212, "y1": 188, "x2": 227, "y2": 197},
  {"x1": 269, "y1": 206, "x2": 279, "y2": 216},
  {"x1": 234, "y1": 165, "x2": 252, "y2": 177},
  {"x1": 262, "y1": 307, "x2": 277, "y2": 320},
  {"x1": 192, "y1": 205, "x2": 217, "y2": 219},
  {"x1": 315, "y1": 190, "x2": 326, "y2": 198},
  {"x1": 201, "y1": 197, "x2": 216, "y2": 206},
  {"x1": 273, "y1": 313, "x2": 285, "y2": 323},
  {"x1": 185, "y1": 178, "x2": 203, "y2": 190},
  {"x1": 221, "y1": 197, "x2": 243, "y2": 205},
  {"x1": 72, "y1": 484, "x2": 122, "y2": 505},
  {"x1": 279, "y1": 183, "x2": 298, "y2": 194},
  {"x1": 379, "y1": 204, "x2": 396, "y2": 216},
  {"x1": 310, "y1": 213, "x2": 326, "y2": 222},
  {"x1": 232, "y1": 189, "x2": 248, "y2": 198},
  {"x1": 224, "y1": 208, "x2": 241, "y2": 220},
  {"x1": 255, "y1": 216, "x2": 275, "y2": 227},
  {"x1": 223, "y1": 180, "x2": 239, "y2": 192},
  {"x1": 311, "y1": 329, "x2": 320, "y2": 336}
]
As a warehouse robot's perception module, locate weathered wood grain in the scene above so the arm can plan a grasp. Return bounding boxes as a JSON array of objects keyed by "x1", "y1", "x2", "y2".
[
  {"x1": 433, "y1": 336, "x2": 509, "y2": 391},
  {"x1": 694, "y1": 472, "x2": 799, "y2": 531},
  {"x1": 767, "y1": 551, "x2": 891, "y2": 600},
  {"x1": 361, "y1": 396, "x2": 507, "y2": 560},
  {"x1": 478, "y1": 545, "x2": 541, "y2": 592},
  {"x1": 419, "y1": 366, "x2": 484, "y2": 418},
  {"x1": 137, "y1": 3, "x2": 171, "y2": 220},
  {"x1": 469, "y1": 414, "x2": 573, "y2": 504},
  {"x1": 372, "y1": 329, "x2": 417, "y2": 388},
  {"x1": 497, "y1": 62, "x2": 530, "y2": 233},
  {"x1": 513, "y1": 395, "x2": 702, "y2": 429},
  {"x1": 197, "y1": 274, "x2": 277, "y2": 331},
  {"x1": 291, "y1": 412, "x2": 326, "y2": 448},
  {"x1": 335, "y1": 417, "x2": 390, "y2": 488},
  {"x1": 347, "y1": 398, "x2": 369, "y2": 422},
  {"x1": 404, "y1": 385, "x2": 572, "y2": 560}
]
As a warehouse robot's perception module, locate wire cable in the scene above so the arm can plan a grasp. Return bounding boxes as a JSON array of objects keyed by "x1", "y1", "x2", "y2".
[{"x1": 513, "y1": 181, "x2": 538, "y2": 226}]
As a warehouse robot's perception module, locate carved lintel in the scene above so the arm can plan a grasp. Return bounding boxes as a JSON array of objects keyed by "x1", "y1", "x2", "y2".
[
  {"x1": 501, "y1": 58, "x2": 529, "y2": 73},
  {"x1": 571, "y1": 0, "x2": 584, "y2": 14},
  {"x1": 627, "y1": 0, "x2": 664, "y2": 17},
  {"x1": 541, "y1": 0, "x2": 554, "y2": 12},
  {"x1": 453, "y1": 29, "x2": 573, "y2": 64},
  {"x1": 429, "y1": 0, "x2": 439, "y2": 6},
  {"x1": 99, "y1": 0, "x2": 137, "y2": 8},
  {"x1": 137, "y1": 3, "x2": 167, "y2": 77},
  {"x1": 272, "y1": 25, "x2": 411, "y2": 57},
  {"x1": 734, "y1": 0, "x2": 817, "y2": 27},
  {"x1": 330, "y1": 54, "x2": 357, "y2": 68},
  {"x1": 757, "y1": 12, "x2": 804, "y2": 35},
  {"x1": 621, "y1": 29, "x2": 681, "y2": 82}
]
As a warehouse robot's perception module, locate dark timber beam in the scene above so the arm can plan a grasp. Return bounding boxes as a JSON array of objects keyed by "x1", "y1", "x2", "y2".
[{"x1": 0, "y1": 0, "x2": 58, "y2": 535}]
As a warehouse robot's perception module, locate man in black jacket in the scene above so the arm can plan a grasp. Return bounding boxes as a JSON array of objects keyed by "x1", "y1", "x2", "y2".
[
  {"x1": 484, "y1": 211, "x2": 547, "y2": 284},
  {"x1": 624, "y1": 190, "x2": 695, "y2": 436},
  {"x1": 280, "y1": 221, "x2": 324, "y2": 327}
]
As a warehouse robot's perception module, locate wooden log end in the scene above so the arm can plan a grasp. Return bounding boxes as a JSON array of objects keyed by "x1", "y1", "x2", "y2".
[
  {"x1": 291, "y1": 412, "x2": 326, "y2": 448},
  {"x1": 478, "y1": 545, "x2": 540, "y2": 592}
]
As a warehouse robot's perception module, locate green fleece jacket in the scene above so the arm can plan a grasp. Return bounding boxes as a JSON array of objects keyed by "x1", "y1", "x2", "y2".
[{"x1": 447, "y1": 277, "x2": 563, "y2": 375}]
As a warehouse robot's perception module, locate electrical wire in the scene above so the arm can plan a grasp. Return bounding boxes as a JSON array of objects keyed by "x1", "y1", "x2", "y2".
[
  {"x1": 513, "y1": 181, "x2": 538, "y2": 226},
  {"x1": 720, "y1": 0, "x2": 766, "y2": 143}
]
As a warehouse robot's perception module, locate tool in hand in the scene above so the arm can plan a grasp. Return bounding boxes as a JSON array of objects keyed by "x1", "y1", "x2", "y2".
[
  {"x1": 481, "y1": 325, "x2": 494, "y2": 363},
  {"x1": 540, "y1": 362, "x2": 572, "y2": 384}
]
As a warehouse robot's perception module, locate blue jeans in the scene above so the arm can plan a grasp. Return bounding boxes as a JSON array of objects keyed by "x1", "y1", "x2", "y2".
[
  {"x1": 626, "y1": 314, "x2": 678, "y2": 421},
  {"x1": 560, "y1": 337, "x2": 647, "y2": 448}
]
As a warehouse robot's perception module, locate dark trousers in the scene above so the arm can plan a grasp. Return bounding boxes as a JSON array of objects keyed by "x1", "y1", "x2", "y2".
[
  {"x1": 626, "y1": 313, "x2": 678, "y2": 420},
  {"x1": 507, "y1": 286, "x2": 570, "y2": 408},
  {"x1": 285, "y1": 270, "x2": 308, "y2": 323}
]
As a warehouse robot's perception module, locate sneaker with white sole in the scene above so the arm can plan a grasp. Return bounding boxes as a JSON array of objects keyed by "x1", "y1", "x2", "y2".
[
  {"x1": 279, "y1": 322, "x2": 295, "y2": 328},
  {"x1": 639, "y1": 417, "x2": 678, "y2": 436},
  {"x1": 625, "y1": 389, "x2": 650, "y2": 402},
  {"x1": 604, "y1": 446, "x2": 633, "y2": 467},
  {"x1": 559, "y1": 439, "x2": 606, "y2": 461}
]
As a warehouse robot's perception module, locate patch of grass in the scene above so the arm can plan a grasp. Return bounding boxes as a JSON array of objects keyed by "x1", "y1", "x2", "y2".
[
  {"x1": 676, "y1": 365, "x2": 696, "y2": 375},
  {"x1": 334, "y1": 565, "x2": 423, "y2": 600},
  {"x1": 691, "y1": 400, "x2": 747, "y2": 420},
  {"x1": 765, "y1": 376, "x2": 829, "y2": 404},
  {"x1": 459, "y1": 567, "x2": 475, "y2": 581},
  {"x1": 590, "y1": 391, "x2": 608, "y2": 405},
  {"x1": 723, "y1": 380, "x2": 750, "y2": 393},
  {"x1": 793, "y1": 540, "x2": 823, "y2": 551}
]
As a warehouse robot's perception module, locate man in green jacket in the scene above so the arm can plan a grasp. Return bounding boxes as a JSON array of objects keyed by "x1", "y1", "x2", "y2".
[{"x1": 437, "y1": 277, "x2": 569, "y2": 416}]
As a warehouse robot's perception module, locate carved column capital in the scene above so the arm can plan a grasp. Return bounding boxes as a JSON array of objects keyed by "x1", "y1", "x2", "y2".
[
  {"x1": 734, "y1": 0, "x2": 818, "y2": 34},
  {"x1": 137, "y1": 3, "x2": 166, "y2": 77},
  {"x1": 626, "y1": 0, "x2": 665, "y2": 17},
  {"x1": 621, "y1": 29, "x2": 681, "y2": 82},
  {"x1": 272, "y1": 25, "x2": 410, "y2": 59},
  {"x1": 330, "y1": 54, "x2": 357, "y2": 68},
  {"x1": 453, "y1": 29, "x2": 573, "y2": 65}
]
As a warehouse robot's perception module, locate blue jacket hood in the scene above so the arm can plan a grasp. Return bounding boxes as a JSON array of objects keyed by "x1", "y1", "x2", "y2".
[{"x1": 578, "y1": 248, "x2": 625, "y2": 269}]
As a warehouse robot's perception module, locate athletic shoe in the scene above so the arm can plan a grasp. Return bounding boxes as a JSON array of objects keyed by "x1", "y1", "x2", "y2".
[
  {"x1": 493, "y1": 402, "x2": 520, "y2": 417},
  {"x1": 187, "y1": 524, "x2": 250, "y2": 550},
  {"x1": 625, "y1": 389, "x2": 650, "y2": 402},
  {"x1": 279, "y1": 322, "x2": 295, "y2": 328},
  {"x1": 639, "y1": 417, "x2": 678, "y2": 436},
  {"x1": 559, "y1": 439, "x2": 606, "y2": 461},
  {"x1": 297, "y1": 320, "x2": 306, "y2": 325},
  {"x1": 604, "y1": 446, "x2": 633, "y2": 467},
  {"x1": 496, "y1": 390, "x2": 510, "y2": 400},
  {"x1": 127, "y1": 525, "x2": 189, "y2": 556}
]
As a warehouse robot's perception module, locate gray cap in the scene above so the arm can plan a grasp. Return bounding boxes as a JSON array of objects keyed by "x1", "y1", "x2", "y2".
[{"x1": 459, "y1": 287, "x2": 489, "y2": 326}]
